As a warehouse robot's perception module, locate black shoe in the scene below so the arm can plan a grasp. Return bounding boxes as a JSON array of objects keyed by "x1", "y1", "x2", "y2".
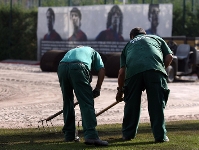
[
  {"x1": 84, "y1": 139, "x2": 108, "y2": 146},
  {"x1": 65, "y1": 137, "x2": 80, "y2": 142},
  {"x1": 122, "y1": 137, "x2": 132, "y2": 141},
  {"x1": 155, "y1": 136, "x2": 169, "y2": 143}
]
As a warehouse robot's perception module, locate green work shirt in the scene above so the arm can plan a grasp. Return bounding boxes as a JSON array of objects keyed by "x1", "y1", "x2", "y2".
[
  {"x1": 60, "y1": 46, "x2": 104, "y2": 71},
  {"x1": 120, "y1": 34, "x2": 173, "y2": 79}
]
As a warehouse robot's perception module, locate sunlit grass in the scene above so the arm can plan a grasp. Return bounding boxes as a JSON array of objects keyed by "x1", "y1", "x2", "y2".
[{"x1": 0, "y1": 120, "x2": 199, "y2": 150}]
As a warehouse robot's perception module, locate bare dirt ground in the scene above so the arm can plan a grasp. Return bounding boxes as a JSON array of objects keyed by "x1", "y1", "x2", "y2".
[{"x1": 0, "y1": 62, "x2": 199, "y2": 129}]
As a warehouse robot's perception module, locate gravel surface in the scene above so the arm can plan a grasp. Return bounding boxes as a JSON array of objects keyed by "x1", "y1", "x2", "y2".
[{"x1": 0, "y1": 63, "x2": 199, "y2": 129}]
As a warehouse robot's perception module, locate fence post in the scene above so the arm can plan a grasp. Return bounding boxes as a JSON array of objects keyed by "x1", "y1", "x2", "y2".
[
  {"x1": 191, "y1": 0, "x2": 194, "y2": 12},
  {"x1": 38, "y1": 0, "x2": 41, "y2": 7},
  {"x1": 183, "y1": 0, "x2": 186, "y2": 30},
  {"x1": 68, "y1": 0, "x2": 71, "y2": 6},
  {"x1": 9, "y1": 0, "x2": 12, "y2": 52}
]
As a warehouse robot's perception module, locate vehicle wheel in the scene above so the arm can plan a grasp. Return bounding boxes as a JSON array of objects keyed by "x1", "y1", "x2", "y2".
[
  {"x1": 105, "y1": 53, "x2": 120, "y2": 78},
  {"x1": 166, "y1": 65, "x2": 175, "y2": 83},
  {"x1": 167, "y1": 40, "x2": 177, "y2": 55},
  {"x1": 197, "y1": 68, "x2": 199, "y2": 79},
  {"x1": 40, "y1": 50, "x2": 67, "y2": 72}
]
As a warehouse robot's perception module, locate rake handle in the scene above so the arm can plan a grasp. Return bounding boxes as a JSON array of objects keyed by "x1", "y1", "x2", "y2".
[
  {"x1": 45, "y1": 100, "x2": 121, "y2": 121},
  {"x1": 96, "y1": 101, "x2": 119, "y2": 117},
  {"x1": 45, "y1": 101, "x2": 79, "y2": 121}
]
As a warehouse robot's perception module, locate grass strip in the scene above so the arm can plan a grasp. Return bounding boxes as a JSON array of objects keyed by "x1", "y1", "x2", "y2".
[{"x1": 0, "y1": 120, "x2": 198, "y2": 150}]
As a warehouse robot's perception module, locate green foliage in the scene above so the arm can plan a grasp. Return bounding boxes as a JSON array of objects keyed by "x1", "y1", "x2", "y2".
[
  {"x1": 0, "y1": 5, "x2": 37, "y2": 61},
  {"x1": 172, "y1": 1, "x2": 199, "y2": 36},
  {"x1": 0, "y1": 5, "x2": 10, "y2": 60},
  {"x1": 40, "y1": 0, "x2": 67, "y2": 6},
  {"x1": 38, "y1": 0, "x2": 109, "y2": 6}
]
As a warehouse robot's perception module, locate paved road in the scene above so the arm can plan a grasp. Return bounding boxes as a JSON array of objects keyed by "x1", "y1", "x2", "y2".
[{"x1": 0, "y1": 63, "x2": 198, "y2": 128}]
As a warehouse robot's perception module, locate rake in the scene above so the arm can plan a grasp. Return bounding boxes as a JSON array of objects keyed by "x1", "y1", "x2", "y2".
[
  {"x1": 38, "y1": 101, "x2": 79, "y2": 131},
  {"x1": 38, "y1": 100, "x2": 121, "y2": 141},
  {"x1": 38, "y1": 100, "x2": 120, "y2": 129}
]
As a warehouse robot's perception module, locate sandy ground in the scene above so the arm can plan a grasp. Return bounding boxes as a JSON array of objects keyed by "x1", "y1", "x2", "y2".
[{"x1": 0, "y1": 62, "x2": 199, "y2": 129}]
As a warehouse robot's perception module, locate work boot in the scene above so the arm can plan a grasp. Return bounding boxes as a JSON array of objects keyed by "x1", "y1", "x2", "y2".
[
  {"x1": 84, "y1": 138, "x2": 108, "y2": 146},
  {"x1": 155, "y1": 136, "x2": 169, "y2": 143}
]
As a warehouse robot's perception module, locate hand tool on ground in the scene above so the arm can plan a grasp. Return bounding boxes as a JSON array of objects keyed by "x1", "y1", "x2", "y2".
[
  {"x1": 38, "y1": 99, "x2": 122, "y2": 141},
  {"x1": 38, "y1": 101, "x2": 79, "y2": 131},
  {"x1": 38, "y1": 100, "x2": 120, "y2": 126}
]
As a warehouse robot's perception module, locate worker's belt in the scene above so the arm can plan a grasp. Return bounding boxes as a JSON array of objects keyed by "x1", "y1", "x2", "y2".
[{"x1": 60, "y1": 61, "x2": 92, "y2": 83}]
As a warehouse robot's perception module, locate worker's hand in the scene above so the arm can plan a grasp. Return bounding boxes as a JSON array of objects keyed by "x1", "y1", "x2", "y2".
[
  {"x1": 116, "y1": 91, "x2": 124, "y2": 102},
  {"x1": 116, "y1": 87, "x2": 124, "y2": 102},
  {"x1": 93, "y1": 88, "x2": 100, "y2": 98}
]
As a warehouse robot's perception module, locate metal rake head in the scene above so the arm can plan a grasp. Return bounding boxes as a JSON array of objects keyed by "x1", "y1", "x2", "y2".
[{"x1": 37, "y1": 119, "x2": 57, "y2": 132}]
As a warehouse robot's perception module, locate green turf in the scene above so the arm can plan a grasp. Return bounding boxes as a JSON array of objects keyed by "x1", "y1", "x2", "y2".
[{"x1": 0, "y1": 120, "x2": 199, "y2": 150}]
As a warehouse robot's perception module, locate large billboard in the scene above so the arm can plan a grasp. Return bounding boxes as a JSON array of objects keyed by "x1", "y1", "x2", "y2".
[{"x1": 37, "y1": 4, "x2": 173, "y2": 59}]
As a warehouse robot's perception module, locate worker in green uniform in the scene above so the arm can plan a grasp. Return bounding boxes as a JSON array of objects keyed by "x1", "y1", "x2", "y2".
[
  {"x1": 116, "y1": 27, "x2": 173, "y2": 143},
  {"x1": 57, "y1": 45, "x2": 108, "y2": 146}
]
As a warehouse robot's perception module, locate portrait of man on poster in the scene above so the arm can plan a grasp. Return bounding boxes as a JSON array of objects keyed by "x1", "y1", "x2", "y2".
[
  {"x1": 145, "y1": 4, "x2": 160, "y2": 36},
  {"x1": 43, "y1": 8, "x2": 62, "y2": 41},
  {"x1": 67, "y1": 7, "x2": 87, "y2": 41},
  {"x1": 95, "y1": 5, "x2": 124, "y2": 41}
]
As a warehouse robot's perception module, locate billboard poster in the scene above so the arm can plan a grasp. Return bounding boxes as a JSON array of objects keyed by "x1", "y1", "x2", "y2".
[{"x1": 37, "y1": 4, "x2": 173, "y2": 60}]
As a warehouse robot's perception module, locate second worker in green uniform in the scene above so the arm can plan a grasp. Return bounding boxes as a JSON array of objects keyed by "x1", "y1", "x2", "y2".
[{"x1": 116, "y1": 27, "x2": 173, "y2": 143}]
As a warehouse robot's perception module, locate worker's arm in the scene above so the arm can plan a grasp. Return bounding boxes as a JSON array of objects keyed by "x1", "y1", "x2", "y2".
[
  {"x1": 93, "y1": 67, "x2": 105, "y2": 98},
  {"x1": 116, "y1": 67, "x2": 125, "y2": 102},
  {"x1": 117, "y1": 67, "x2": 125, "y2": 90},
  {"x1": 95, "y1": 67, "x2": 105, "y2": 90},
  {"x1": 164, "y1": 54, "x2": 173, "y2": 68}
]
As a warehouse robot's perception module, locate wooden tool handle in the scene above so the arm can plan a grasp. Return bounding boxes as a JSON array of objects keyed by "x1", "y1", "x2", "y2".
[
  {"x1": 96, "y1": 101, "x2": 119, "y2": 117},
  {"x1": 45, "y1": 101, "x2": 79, "y2": 121}
]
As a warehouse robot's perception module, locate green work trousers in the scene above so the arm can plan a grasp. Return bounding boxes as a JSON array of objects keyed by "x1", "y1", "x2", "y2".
[
  {"x1": 122, "y1": 70, "x2": 170, "y2": 141},
  {"x1": 57, "y1": 63, "x2": 99, "y2": 140}
]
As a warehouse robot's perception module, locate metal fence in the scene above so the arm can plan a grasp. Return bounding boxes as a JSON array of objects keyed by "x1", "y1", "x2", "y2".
[
  {"x1": 1, "y1": 0, "x2": 199, "y2": 9},
  {"x1": 1, "y1": 0, "x2": 199, "y2": 23}
]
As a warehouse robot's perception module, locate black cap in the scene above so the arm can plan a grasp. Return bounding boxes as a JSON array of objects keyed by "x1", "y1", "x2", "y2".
[{"x1": 130, "y1": 27, "x2": 146, "y2": 39}]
